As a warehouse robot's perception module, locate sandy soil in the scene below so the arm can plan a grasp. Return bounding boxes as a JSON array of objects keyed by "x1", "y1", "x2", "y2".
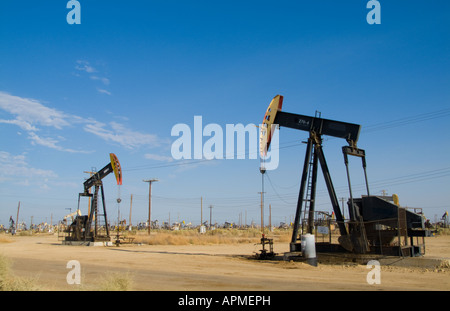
[{"x1": 0, "y1": 233, "x2": 449, "y2": 291}]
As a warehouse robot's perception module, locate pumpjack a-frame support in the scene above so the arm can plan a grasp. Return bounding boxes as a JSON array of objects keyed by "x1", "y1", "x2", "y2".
[
  {"x1": 260, "y1": 95, "x2": 371, "y2": 254},
  {"x1": 78, "y1": 179, "x2": 111, "y2": 241}
]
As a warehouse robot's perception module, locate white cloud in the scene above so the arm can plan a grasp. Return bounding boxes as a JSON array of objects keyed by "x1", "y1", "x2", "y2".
[
  {"x1": 91, "y1": 76, "x2": 110, "y2": 85},
  {"x1": 0, "y1": 151, "x2": 57, "y2": 185},
  {"x1": 75, "y1": 60, "x2": 96, "y2": 73},
  {"x1": 28, "y1": 132, "x2": 60, "y2": 148},
  {"x1": 97, "y1": 88, "x2": 112, "y2": 95},
  {"x1": 0, "y1": 91, "x2": 163, "y2": 152},
  {"x1": 27, "y1": 132, "x2": 90, "y2": 153},
  {"x1": 0, "y1": 91, "x2": 91, "y2": 153},
  {"x1": 0, "y1": 91, "x2": 70, "y2": 129},
  {"x1": 76, "y1": 60, "x2": 112, "y2": 95},
  {"x1": 0, "y1": 119, "x2": 38, "y2": 131},
  {"x1": 83, "y1": 120, "x2": 161, "y2": 149}
]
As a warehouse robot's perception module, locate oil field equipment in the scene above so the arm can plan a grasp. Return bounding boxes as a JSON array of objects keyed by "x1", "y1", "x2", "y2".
[
  {"x1": 260, "y1": 95, "x2": 430, "y2": 257},
  {"x1": 257, "y1": 234, "x2": 275, "y2": 260},
  {"x1": 63, "y1": 153, "x2": 122, "y2": 244}
]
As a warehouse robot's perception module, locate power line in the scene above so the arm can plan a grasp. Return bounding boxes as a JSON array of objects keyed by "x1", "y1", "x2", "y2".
[
  {"x1": 122, "y1": 140, "x2": 302, "y2": 172},
  {"x1": 362, "y1": 108, "x2": 450, "y2": 133},
  {"x1": 123, "y1": 107, "x2": 450, "y2": 172},
  {"x1": 259, "y1": 166, "x2": 450, "y2": 208},
  {"x1": 265, "y1": 172, "x2": 294, "y2": 204},
  {"x1": 4, "y1": 166, "x2": 449, "y2": 206}
]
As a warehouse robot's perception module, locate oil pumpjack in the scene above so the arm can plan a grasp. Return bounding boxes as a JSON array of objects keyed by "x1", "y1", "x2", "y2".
[
  {"x1": 260, "y1": 95, "x2": 430, "y2": 257},
  {"x1": 64, "y1": 153, "x2": 122, "y2": 245}
]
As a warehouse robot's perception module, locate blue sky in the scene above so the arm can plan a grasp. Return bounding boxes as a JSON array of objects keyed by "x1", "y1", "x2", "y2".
[{"x1": 0, "y1": 1, "x2": 449, "y2": 227}]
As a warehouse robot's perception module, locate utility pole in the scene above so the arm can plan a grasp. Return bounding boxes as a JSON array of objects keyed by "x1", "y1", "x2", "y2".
[
  {"x1": 258, "y1": 192, "x2": 265, "y2": 234},
  {"x1": 269, "y1": 204, "x2": 272, "y2": 232},
  {"x1": 209, "y1": 205, "x2": 213, "y2": 229},
  {"x1": 143, "y1": 179, "x2": 158, "y2": 235},
  {"x1": 129, "y1": 194, "x2": 133, "y2": 228},
  {"x1": 259, "y1": 161, "x2": 266, "y2": 235},
  {"x1": 16, "y1": 201, "x2": 20, "y2": 231},
  {"x1": 201, "y1": 196, "x2": 203, "y2": 226}
]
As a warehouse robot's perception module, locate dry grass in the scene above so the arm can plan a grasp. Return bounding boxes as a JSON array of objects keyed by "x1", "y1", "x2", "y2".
[
  {"x1": 436, "y1": 228, "x2": 450, "y2": 235},
  {"x1": 0, "y1": 253, "x2": 134, "y2": 291},
  {"x1": 0, "y1": 236, "x2": 13, "y2": 244},
  {"x1": 98, "y1": 272, "x2": 134, "y2": 291},
  {"x1": 128, "y1": 228, "x2": 292, "y2": 246},
  {"x1": 0, "y1": 254, "x2": 39, "y2": 291}
]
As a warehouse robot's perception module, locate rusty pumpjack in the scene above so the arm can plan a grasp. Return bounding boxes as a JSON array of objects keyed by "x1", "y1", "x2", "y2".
[
  {"x1": 64, "y1": 153, "x2": 122, "y2": 243},
  {"x1": 260, "y1": 95, "x2": 429, "y2": 257}
]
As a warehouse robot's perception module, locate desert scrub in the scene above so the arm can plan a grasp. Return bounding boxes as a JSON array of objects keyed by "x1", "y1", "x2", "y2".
[
  {"x1": 0, "y1": 235, "x2": 13, "y2": 244},
  {"x1": 436, "y1": 228, "x2": 450, "y2": 236},
  {"x1": 98, "y1": 272, "x2": 134, "y2": 291},
  {"x1": 0, "y1": 254, "x2": 39, "y2": 291},
  {"x1": 130, "y1": 228, "x2": 293, "y2": 245}
]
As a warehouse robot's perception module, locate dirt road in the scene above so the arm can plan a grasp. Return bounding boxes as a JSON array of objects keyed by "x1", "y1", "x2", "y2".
[{"x1": 1, "y1": 234, "x2": 449, "y2": 291}]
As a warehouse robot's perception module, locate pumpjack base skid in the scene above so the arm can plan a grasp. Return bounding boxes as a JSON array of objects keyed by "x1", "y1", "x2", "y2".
[
  {"x1": 64, "y1": 235, "x2": 111, "y2": 242},
  {"x1": 62, "y1": 240, "x2": 114, "y2": 247},
  {"x1": 290, "y1": 242, "x2": 345, "y2": 253},
  {"x1": 289, "y1": 241, "x2": 425, "y2": 258},
  {"x1": 289, "y1": 195, "x2": 431, "y2": 258}
]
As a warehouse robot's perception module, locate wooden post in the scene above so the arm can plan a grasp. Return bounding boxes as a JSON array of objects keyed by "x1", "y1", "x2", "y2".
[
  {"x1": 143, "y1": 179, "x2": 158, "y2": 235},
  {"x1": 129, "y1": 194, "x2": 133, "y2": 227},
  {"x1": 16, "y1": 201, "x2": 20, "y2": 231}
]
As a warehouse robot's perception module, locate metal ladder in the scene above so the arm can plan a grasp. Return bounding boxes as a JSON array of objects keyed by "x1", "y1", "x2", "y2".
[
  {"x1": 398, "y1": 207, "x2": 409, "y2": 256},
  {"x1": 301, "y1": 150, "x2": 315, "y2": 234}
]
